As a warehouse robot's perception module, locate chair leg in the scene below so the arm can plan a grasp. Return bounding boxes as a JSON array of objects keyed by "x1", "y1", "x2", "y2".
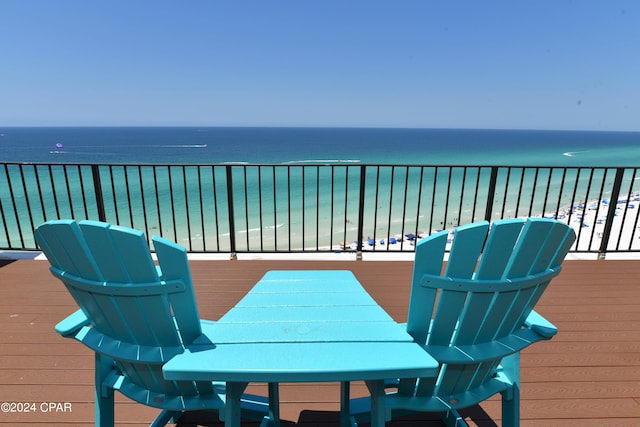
[
  {"x1": 502, "y1": 386, "x2": 520, "y2": 427},
  {"x1": 95, "y1": 354, "x2": 115, "y2": 427},
  {"x1": 501, "y1": 353, "x2": 521, "y2": 427}
]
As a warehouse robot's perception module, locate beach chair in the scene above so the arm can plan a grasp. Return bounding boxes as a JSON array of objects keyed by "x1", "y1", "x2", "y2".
[
  {"x1": 34, "y1": 219, "x2": 271, "y2": 427},
  {"x1": 351, "y1": 218, "x2": 576, "y2": 427}
]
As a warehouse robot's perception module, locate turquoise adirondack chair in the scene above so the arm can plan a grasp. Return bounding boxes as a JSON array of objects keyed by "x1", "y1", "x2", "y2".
[
  {"x1": 34, "y1": 220, "x2": 271, "y2": 427},
  {"x1": 351, "y1": 218, "x2": 576, "y2": 427}
]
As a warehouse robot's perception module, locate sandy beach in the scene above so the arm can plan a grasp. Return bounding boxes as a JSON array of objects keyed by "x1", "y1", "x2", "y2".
[
  {"x1": 331, "y1": 192, "x2": 640, "y2": 256},
  {"x1": 555, "y1": 194, "x2": 640, "y2": 253}
]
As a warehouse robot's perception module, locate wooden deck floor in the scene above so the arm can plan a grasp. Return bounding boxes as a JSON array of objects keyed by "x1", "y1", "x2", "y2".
[{"x1": 2, "y1": 257, "x2": 640, "y2": 426}]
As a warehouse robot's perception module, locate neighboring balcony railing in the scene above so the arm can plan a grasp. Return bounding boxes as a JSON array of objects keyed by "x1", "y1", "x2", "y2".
[{"x1": 2, "y1": 162, "x2": 639, "y2": 258}]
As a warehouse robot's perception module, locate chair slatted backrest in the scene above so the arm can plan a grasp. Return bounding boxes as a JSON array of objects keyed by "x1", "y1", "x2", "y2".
[
  {"x1": 35, "y1": 220, "x2": 207, "y2": 396},
  {"x1": 401, "y1": 218, "x2": 575, "y2": 399}
]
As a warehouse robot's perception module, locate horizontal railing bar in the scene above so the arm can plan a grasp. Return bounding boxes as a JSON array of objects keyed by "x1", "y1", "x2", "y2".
[{"x1": 4, "y1": 160, "x2": 638, "y2": 170}]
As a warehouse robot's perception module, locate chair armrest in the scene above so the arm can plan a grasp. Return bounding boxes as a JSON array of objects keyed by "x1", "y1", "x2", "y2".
[
  {"x1": 55, "y1": 309, "x2": 90, "y2": 337},
  {"x1": 525, "y1": 309, "x2": 558, "y2": 339}
]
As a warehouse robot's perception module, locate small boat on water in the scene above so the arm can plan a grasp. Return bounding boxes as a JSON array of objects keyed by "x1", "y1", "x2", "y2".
[{"x1": 50, "y1": 142, "x2": 65, "y2": 154}]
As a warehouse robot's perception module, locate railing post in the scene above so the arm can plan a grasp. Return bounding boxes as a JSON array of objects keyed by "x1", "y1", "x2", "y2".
[
  {"x1": 225, "y1": 165, "x2": 237, "y2": 260},
  {"x1": 598, "y1": 168, "x2": 625, "y2": 260},
  {"x1": 91, "y1": 165, "x2": 107, "y2": 222},
  {"x1": 484, "y1": 166, "x2": 498, "y2": 222},
  {"x1": 355, "y1": 166, "x2": 366, "y2": 260}
]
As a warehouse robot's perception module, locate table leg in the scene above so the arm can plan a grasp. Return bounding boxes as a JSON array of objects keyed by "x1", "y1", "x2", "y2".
[
  {"x1": 365, "y1": 380, "x2": 386, "y2": 427},
  {"x1": 268, "y1": 382, "x2": 281, "y2": 427},
  {"x1": 340, "y1": 381, "x2": 350, "y2": 427},
  {"x1": 225, "y1": 382, "x2": 248, "y2": 427}
]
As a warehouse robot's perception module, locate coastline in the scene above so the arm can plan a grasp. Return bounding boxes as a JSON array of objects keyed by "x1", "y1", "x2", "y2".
[
  {"x1": 3, "y1": 164, "x2": 640, "y2": 255},
  {"x1": 3, "y1": 128, "x2": 640, "y2": 254},
  {"x1": 556, "y1": 194, "x2": 640, "y2": 253},
  {"x1": 5, "y1": 193, "x2": 640, "y2": 262},
  {"x1": 325, "y1": 193, "x2": 640, "y2": 256}
]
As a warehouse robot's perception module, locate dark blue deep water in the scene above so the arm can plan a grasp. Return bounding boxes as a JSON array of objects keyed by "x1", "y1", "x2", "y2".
[{"x1": 2, "y1": 127, "x2": 640, "y2": 166}]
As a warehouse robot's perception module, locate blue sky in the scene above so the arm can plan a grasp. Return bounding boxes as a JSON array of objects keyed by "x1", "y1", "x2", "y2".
[{"x1": 1, "y1": 1, "x2": 638, "y2": 130}]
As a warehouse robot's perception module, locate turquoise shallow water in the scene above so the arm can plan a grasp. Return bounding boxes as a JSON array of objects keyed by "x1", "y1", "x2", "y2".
[{"x1": 2, "y1": 127, "x2": 640, "y2": 250}]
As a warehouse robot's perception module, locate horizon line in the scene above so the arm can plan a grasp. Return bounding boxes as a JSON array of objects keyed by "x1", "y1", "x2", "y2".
[{"x1": 2, "y1": 125, "x2": 639, "y2": 134}]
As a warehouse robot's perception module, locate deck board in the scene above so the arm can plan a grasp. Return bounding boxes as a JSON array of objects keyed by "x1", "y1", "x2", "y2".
[{"x1": 1, "y1": 258, "x2": 640, "y2": 426}]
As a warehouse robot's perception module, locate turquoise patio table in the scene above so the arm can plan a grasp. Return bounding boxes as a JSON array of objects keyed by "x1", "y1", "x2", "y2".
[{"x1": 162, "y1": 270, "x2": 438, "y2": 427}]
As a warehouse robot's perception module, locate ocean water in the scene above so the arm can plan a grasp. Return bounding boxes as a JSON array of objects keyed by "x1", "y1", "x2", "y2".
[
  {"x1": 2, "y1": 127, "x2": 640, "y2": 251},
  {"x1": 2, "y1": 126, "x2": 640, "y2": 166}
]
